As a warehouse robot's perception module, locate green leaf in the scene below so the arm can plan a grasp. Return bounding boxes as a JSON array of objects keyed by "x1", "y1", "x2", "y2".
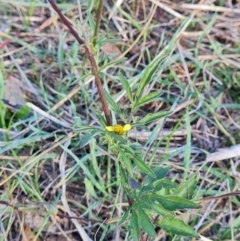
[
  {"x1": 140, "y1": 183, "x2": 154, "y2": 195},
  {"x1": 119, "y1": 208, "x2": 130, "y2": 225},
  {"x1": 95, "y1": 111, "x2": 107, "y2": 127},
  {"x1": 143, "y1": 201, "x2": 174, "y2": 217},
  {"x1": 108, "y1": 132, "x2": 126, "y2": 143},
  {"x1": 145, "y1": 166, "x2": 173, "y2": 184},
  {"x1": 119, "y1": 151, "x2": 133, "y2": 176},
  {"x1": 57, "y1": 32, "x2": 67, "y2": 70},
  {"x1": 158, "y1": 217, "x2": 199, "y2": 238},
  {"x1": 133, "y1": 157, "x2": 155, "y2": 177},
  {"x1": 147, "y1": 195, "x2": 201, "y2": 211},
  {"x1": 130, "y1": 122, "x2": 147, "y2": 129},
  {"x1": 153, "y1": 179, "x2": 176, "y2": 191},
  {"x1": 118, "y1": 7, "x2": 142, "y2": 31},
  {"x1": 136, "y1": 54, "x2": 167, "y2": 100},
  {"x1": 119, "y1": 165, "x2": 129, "y2": 187},
  {"x1": 0, "y1": 72, "x2": 4, "y2": 98},
  {"x1": 183, "y1": 106, "x2": 191, "y2": 180},
  {"x1": 139, "y1": 111, "x2": 171, "y2": 125},
  {"x1": 79, "y1": 129, "x2": 99, "y2": 148},
  {"x1": 133, "y1": 91, "x2": 162, "y2": 110},
  {"x1": 84, "y1": 178, "x2": 97, "y2": 198},
  {"x1": 130, "y1": 210, "x2": 140, "y2": 241},
  {"x1": 87, "y1": 11, "x2": 96, "y2": 32},
  {"x1": 99, "y1": 57, "x2": 126, "y2": 71},
  {"x1": 174, "y1": 174, "x2": 198, "y2": 199},
  {"x1": 16, "y1": 105, "x2": 30, "y2": 119},
  {"x1": 104, "y1": 90, "x2": 121, "y2": 115},
  {"x1": 138, "y1": 208, "x2": 156, "y2": 237},
  {"x1": 118, "y1": 72, "x2": 133, "y2": 103}
]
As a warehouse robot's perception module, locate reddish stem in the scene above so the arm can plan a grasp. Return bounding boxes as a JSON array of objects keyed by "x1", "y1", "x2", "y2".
[{"x1": 47, "y1": 0, "x2": 111, "y2": 126}]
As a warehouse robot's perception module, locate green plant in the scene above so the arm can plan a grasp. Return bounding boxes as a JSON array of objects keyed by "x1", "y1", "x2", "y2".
[{"x1": 45, "y1": 1, "x2": 201, "y2": 240}]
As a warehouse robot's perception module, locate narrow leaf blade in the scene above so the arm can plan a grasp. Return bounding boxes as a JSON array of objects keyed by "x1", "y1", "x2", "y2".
[
  {"x1": 136, "y1": 54, "x2": 166, "y2": 100},
  {"x1": 84, "y1": 178, "x2": 97, "y2": 198},
  {"x1": 118, "y1": 72, "x2": 133, "y2": 103},
  {"x1": 133, "y1": 157, "x2": 155, "y2": 177},
  {"x1": 133, "y1": 91, "x2": 162, "y2": 110},
  {"x1": 80, "y1": 130, "x2": 98, "y2": 148},
  {"x1": 145, "y1": 166, "x2": 173, "y2": 184},
  {"x1": 100, "y1": 57, "x2": 126, "y2": 71},
  {"x1": 139, "y1": 111, "x2": 171, "y2": 125},
  {"x1": 104, "y1": 90, "x2": 120, "y2": 114},
  {"x1": 174, "y1": 174, "x2": 198, "y2": 199},
  {"x1": 119, "y1": 208, "x2": 130, "y2": 225}
]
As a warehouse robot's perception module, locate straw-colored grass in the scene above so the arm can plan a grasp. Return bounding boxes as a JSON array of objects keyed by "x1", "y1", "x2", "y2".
[{"x1": 0, "y1": 0, "x2": 240, "y2": 240}]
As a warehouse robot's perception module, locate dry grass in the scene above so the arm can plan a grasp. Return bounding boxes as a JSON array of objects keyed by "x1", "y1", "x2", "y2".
[{"x1": 0, "y1": 0, "x2": 240, "y2": 240}]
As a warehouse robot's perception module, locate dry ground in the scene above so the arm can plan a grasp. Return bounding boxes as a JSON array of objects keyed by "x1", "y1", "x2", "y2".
[{"x1": 0, "y1": 0, "x2": 240, "y2": 241}]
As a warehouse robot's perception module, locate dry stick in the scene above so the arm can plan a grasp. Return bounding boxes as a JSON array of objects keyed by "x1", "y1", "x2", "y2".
[
  {"x1": 47, "y1": 0, "x2": 112, "y2": 126},
  {"x1": 93, "y1": 0, "x2": 104, "y2": 47}
]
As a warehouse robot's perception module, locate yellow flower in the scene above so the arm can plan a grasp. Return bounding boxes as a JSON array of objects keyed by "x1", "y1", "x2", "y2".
[{"x1": 106, "y1": 124, "x2": 131, "y2": 135}]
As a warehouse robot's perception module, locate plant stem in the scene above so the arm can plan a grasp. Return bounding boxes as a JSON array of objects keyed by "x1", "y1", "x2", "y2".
[
  {"x1": 47, "y1": 0, "x2": 112, "y2": 126},
  {"x1": 93, "y1": 0, "x2": 104, "y2": 47}
]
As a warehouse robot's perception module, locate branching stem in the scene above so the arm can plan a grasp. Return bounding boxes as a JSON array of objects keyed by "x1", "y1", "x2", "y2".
[{"x1": 48, "y1": 0, "x2": 112, "y2": 126}]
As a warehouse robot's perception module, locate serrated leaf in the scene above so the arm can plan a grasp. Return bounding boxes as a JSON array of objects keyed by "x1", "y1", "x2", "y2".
[
  {"x1": 147, "y1": 195, "x2": 201, "y2": 211},
  {"x1": 174, "y1": 174, "x2": 197, "y2": 199},
  {"x1": 158, "y1": 217, "x2": 199, "y2": 238},
  {"x1": 137, "y1": 201, "x2": 149, "y2": 210},
  {"x1": 136, "y1": 54, "x2": 167, "y2": 100},
  {"x1": 104, "y1": 90, "x2": 121, "y2": 114},
  {"x1": 118, "y1": 72, "x2": 133, "y2": 103},
  {"x1": 130, "y1": 210, "x2": 140, "y2": 241},
  {"x1": 133, "y1": 91, "x2": 162, "y2": 110},
  {"x1": 138, "y1": 208, "x2": 156, "y2": 237},
  {"x1": 139, "y1": 111, "x2": 171, "y2": 124},
  {"x1": 153, "y1": 179, "x2": 176, "y2": 191},
  {"x1": 145, "y1": 166, "x2": 173, "y2": 184},
  {"x1": 149, "y1": 202, "x2": 174, "y2": 217},
  {"x1": 140, "y1": 183, "x2": 155, "y2": 195},
  {"x1": 133, "y1": 157, "x2": 155, "y2": 177}
]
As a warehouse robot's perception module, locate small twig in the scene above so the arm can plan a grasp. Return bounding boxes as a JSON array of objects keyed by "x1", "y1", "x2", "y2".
[
  {"x1": 47, "y1": 0, "x2": 111, "y2": 126},
  {"x1": 93, "y1": 0, "x2": 104, "y2": 47},
  {"x1": 206, "y1": 144, "x2": 240, "y2": 162}
]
